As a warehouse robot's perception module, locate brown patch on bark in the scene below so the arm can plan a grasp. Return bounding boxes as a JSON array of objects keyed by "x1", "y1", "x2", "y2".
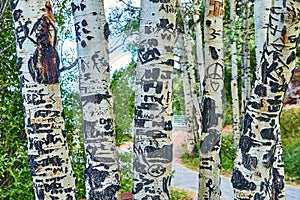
[
  {"x1": 281, "y1": 25, "x2": 287, "y2": 44},
  {"x1": 45, "y1": 1, "x2": 55, "y2": 24},
  {"x1": 208, "y1": 0, "x2": 224, "y2": 17}
]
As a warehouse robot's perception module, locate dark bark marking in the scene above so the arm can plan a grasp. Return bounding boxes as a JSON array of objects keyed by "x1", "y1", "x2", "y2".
[
  {"x1": 231, "y1": 168, "x2": 256, "y2": 190},
  {"x1": 200, "y1": 129, "x2": 220, "y2": 154},
  {"x1": 286, "y1": 51, "x2": 296, "y2": 64},
  {"x1": 138, "y1": 39, "x2": 161, "y2": 64},
  {"x1": 254, "y1": 84, "x2": 267, "y2": 97},
  {"x1": 104, "y1": 23, "x2": 109, "y2": 40},
  {"x1": 144, "y1": 144, "x2": 173, "y2": 163},
  {"x1": 260, "y1": 128, "x2": 275, "y2": 140},
  {"x1": 242, "y1": 154, "x2": 258, "y2": 170},
  {"x1": 209, "y1": 46, "x2": 219, "y2": 60},
  {"x1": 71, "y1": 2, "x2": 86, "y2": 14},
  {"x1": 202, "y1": 98, "x2": 222, "y2": 132},
  {"x1": 10, "y1": 0, "x2": 19, "y2": 10}
]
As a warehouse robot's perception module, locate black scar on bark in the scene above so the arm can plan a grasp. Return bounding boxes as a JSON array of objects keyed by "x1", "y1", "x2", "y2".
[
  {"x1": 28, "y1": 155, "x2": 39, "y2": 176},
  {"x1": 144, "y1": 144, "x2": 173, "y2": 163},
  {"x1": 254, "y1": 84, "x2": 267, "y2": 97},
  {"x1": 272, "y1": 168, "x2": 285, "y2": 199},
  {"x1": 242, "y1": 154, "x2": 258, "y2": 170},
  {"x1": 209, "y1": 46, "x2": 219, "y2": 60},
  {"x1": 163, "y1": 176, "x2": 171, "y2": 199},
  {"x1": 239, "y1": 136, "x2": 254, "y2": 155},
  {"x1": 254, "y1": 193, "x2": 264, "y2": 200},
  {"x1": 262, "y1": 145, "x2": 275, "y2": 167},
  {"x1": 104, "y1": 23, "x2": 109, "y2": 40},
  {"x1": 12, "y1": 9, "x2": 22, "y2": 21},
  {"x1": 85, "y1": 166, "x2": 109, "y2": 188},
  {"x1": 88, "y1": 184, "x2": 119, "y2": 200},
  {"x1": 206, "y1": 20, "x2": 212, "y2": 26},
  {"x1": 243, "y1": 113, "x2": 253, "y2": 134},
  {"x1": 270, "y1": 80, "x2": 287, "y2": 93},
  {"x1": 231, "y1": 168, "x2": 256, "y2": 191},
  {"x1": 200, "y1": 129, "x2": 220, "y2": 154},
  {"x1": 202, "y1": 97, "x2": 221, "y2": 133},
  {"x1": 132, "y1": 177, "x2": 154, "y2": 194},
  {"x1": 260, "y1": 128, "x2": 275, "y2": 140},
  {"x1": 10, "y1": 0, "x2": 19, "y2": 10},
  {"x1": 286, "y1": 51, "x2": 296, "y2": 65},
  {"x1": 34, "y1": 184, "x2": 45, "y2": 200}
]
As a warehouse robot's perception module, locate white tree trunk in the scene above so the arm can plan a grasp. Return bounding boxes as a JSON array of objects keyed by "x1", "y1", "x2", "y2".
[
  {"x1": 182, "y1": 8, "x2": 202, "y2": 145},
  {"x1": 232, "y1": 1, "x2": 300, "y2": 199},
  {"x1": 10, "y1": 1, "x2": 76, "y2": 199},
  {"x1": 198, "y1": 0, "x2": 224, "y2": 199},
  {"x1": 241, "y1": 0, "x2": 251, "y2": 132},
  {"x1": 254, "y1": 0, "x2": 272, "y2": 66},
  {"x1": 133, "y1": 0, "x2": 177, "y2": 199},
  {"x1": 230, "y1": 0, "x2": 240, "y2": 144},
  {"x1": 192, "y1": 0, "x2": 205, "y2": 104},
  {"x1": 177, "y1": 30, "x2": 196, "y2": 152},
  {"x1": 72, "y1": 1, "x2": 120, "y2": 199}
]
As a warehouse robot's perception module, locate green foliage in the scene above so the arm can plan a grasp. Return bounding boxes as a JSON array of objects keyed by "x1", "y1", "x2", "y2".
[
  {"x1": 172, "y1": 70, "x2": 185, "y2": 115},
  {"x1": 0, "y1": 7, "x2": 34, "y2": 199},
  {"x1": 280, "y1": 108, "x2": 300, "y2": 181},
  {"x1": 118, "y1": 152, "x2": 134, "y2": 194},
  {"x1": 170, "y1": 187, "x2": 192, "y2": 200},
  {"x1": 111, "y1": 60, "x2": 136, "y2": 146},
  {"x1": 180, "y1": 135, "x2": 236, "y2": 174}
]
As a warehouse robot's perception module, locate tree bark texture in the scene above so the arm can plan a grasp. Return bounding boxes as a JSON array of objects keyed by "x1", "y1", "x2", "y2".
[
  {"x1": 232, "y1": 1, "x2": 300, "y2": 199},
  {"x1": 72, "y1": 1, "x2": 120, "y2": 199},
  {"x1": 230, "y1": 0, "x2": 240, "y2": 144},
  {"x1": 198, "y1": 0, "x2": 224, "y2": 199},
  {"x1": 10, "y1": 1, "x2": 76, "y2": 199},
  {"x1": 240, "y1": 0, "x2": 251, "y2": 133},
  {"x1": 133, "y1": 0, "x2": 177, "y2": 199},
  {"x1": 192, "y1": 0, "x2": 205, "y2": 105},
  {"x1": 182, "y1": 8, "x2": 202, "y2": 145},
  {"x1": 177, "y1": 30, "x2": 196, "y2": 153}
]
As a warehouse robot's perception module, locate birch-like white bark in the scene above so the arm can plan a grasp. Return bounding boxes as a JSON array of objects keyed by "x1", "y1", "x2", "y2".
[
  {"x1": 230, "y1": 0, "x2": 240, "y2": 144},
  {"x1": 72, "y1": 0, "x2": 120, "y2": 199},
  {"x1": 241, "y1": 0, "x2": 251, "y2": 132},
  {"x1": 177, "y1": 30, "x2": 196, "y2": 152},
  {"x1": 198, "y1": 0, "x2": 224, "y2": 199},
  {"x1": 132, "y1": 0, "x2": 177, "y2": 199},
  {"x1": 10, "y1": 1, "x2": 76, "y2": 199},
  {"x1": 192, "y1": 0, "x2": 205, "y2": 105},
  {"x1": 182, "y1": 7, "x2": 202, "y2": 144},
  {"x1": 232, "y1": 1, "x2": 300, "y2": 199}
]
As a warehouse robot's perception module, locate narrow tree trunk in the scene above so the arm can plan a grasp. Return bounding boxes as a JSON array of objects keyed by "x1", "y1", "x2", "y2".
[
  {"x1": 232, "y1": 1, "x2": 300, "y2": 199},
  {"x1": 177, "y1": 30, "x2": 196, "y2": 153},
  {"x1": 10, "y1": 1, "x2": 76, "y2": 199},
  {"x1": 192, "y1": 0, "x2": 205, "y2": 105},
  {"x1": 182, "y1": 8, "x2": 202, "y2": 145},
  {"x1": 72, "y1": 1, "x2": 120, "y2": 199},
  {"x1": 198, "y1": 0, "x2": 224, "y2": 199},
  {"x1": 240, "y1": 0, "x2": 251, "y2": 132},
  {"x1": 254, "y1": 0, "x2": 272, "y2": 67},
  {"x1": 230, "y1": 0, "x2": 240, "y2": 144},
  {"x1": 132, "y1": 0, "x2": 177, "y2": 199}
]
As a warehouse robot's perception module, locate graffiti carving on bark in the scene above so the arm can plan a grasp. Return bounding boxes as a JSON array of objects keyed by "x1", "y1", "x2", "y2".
[
  {"x1": 72, "y1": 1, "x2": 120, "y2": 199},
  {"x1": 232, "y1": 1, "x2": 300, "y2": 199},
  {"x1": 133, "y1": 0, "x2": 177, "y2": 199},
  {"x1": 198, "y1": 0, "x2": 224, "y2": 199},
  {"x1": 11, "y1": 1, "x2": 76, "y2": 199}
]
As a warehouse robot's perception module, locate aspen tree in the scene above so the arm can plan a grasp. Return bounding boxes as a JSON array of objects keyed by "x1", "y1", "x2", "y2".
[
  {"x1": 232, "y1": 1, "x2": 300, "y2": 199},
  {"x1": 10, "y1": 1, "x2": 76, "y2": 199},
  {"x1": 198, "y1": 0, "x2": 224, "y2": 199},
  {"x1": 72, "y1": 0, "x2": 120, "y2": 199},
  {"x1": 132, "y1": 0, "x2": 177, "y2": 198},
  {"x1": 230, "y1": 0, "x2": 240, "y2": 144}
]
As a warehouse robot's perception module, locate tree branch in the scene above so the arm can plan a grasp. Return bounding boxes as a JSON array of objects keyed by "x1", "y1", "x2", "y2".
[
  {"x1": 60, "y1": 59, "x2": 78, "y2": 72},
  {"x1": 119, "y1": 0, "x2": 140, "y2": 10}
]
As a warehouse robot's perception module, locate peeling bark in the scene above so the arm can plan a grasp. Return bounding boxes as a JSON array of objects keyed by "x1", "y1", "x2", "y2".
[
  {"x1": 72, "y1": 1, "x2": 120, "y2": 199},
  {"x1": 10, "y1": 1, "x2": 76, "y2": 199},
  {"x1": 132, "y1": 0, "x2": 177, "y2": 199},
  {"x1": 232, "y1": 1, "x2": 300, "y2": 199},
  {"x1": 198, "y1": 0, "x2": 224, "y2": 199}
]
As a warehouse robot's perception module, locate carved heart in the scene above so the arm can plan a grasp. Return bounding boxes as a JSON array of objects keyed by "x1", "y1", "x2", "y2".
[{"x1": 211, "y1": 81, "x2": 220, "y2": 91}]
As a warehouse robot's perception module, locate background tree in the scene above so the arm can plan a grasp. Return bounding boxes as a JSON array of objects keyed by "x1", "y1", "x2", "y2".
[
  {"x1": 232, "y1": 0, "x2": 300, "y2": 199},
  {"x1": 132, "y1": 0, "x2": 177, "y2": 198},
  {"x1": 10, "y1": 0, "x2": 76, "y2": 198},
  {"x1": 72, "y1": 0, "x2": 120, "y2": 198},
  {"x1": 198, "y1": 0, "x2": 224, "y2": 199}
]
